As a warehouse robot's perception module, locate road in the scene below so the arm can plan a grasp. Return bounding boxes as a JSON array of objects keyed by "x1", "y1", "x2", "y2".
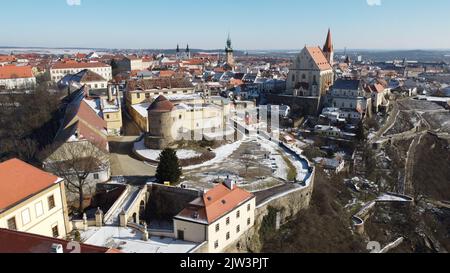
[{"x1": 109, "y1": 136, "x2": 156, "y2": 177}]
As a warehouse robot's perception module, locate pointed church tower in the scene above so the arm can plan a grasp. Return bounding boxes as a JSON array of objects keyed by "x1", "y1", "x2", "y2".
[
  {"x1": 225, "y1": 34, "x2": 234, "y2": 66},
  {"x1": 323, "y1": 28, "x2": 334, "y2": 66}
]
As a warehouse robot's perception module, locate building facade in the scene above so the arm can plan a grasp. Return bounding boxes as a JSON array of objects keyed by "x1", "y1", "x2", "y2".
[
  {"x1": 0, "y1": 65, "x2": 36, "y2": 90},
  {"x1": 287, "y1": 30, "x2": 335, "y2": 97},
  {"x1": 174, "y1": 181, "x2": 256, "y2": 253},
  {"x1": 50, "y1": 61, "x2": 112, "y2": 82},
  {"x1": 0, "y1": 159, "x2": 70, "y2": 239}
]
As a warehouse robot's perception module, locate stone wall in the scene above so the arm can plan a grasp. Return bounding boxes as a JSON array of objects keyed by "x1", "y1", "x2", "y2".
[
  {"x1": 266, "y1": 94, "x2": 323, "y2": 117},
  {"x1": 145, "y1": 183, "x2": 202, "y2": 221},
  {"x1": 227, "y1": 176, "x2": 315, "y2": 253}
]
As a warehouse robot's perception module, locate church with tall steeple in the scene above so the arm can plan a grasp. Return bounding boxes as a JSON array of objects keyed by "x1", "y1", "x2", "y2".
[
  {"x1": 225, "y1": 34, "x2": 235, "y2": 66},
  {"x1": 286, "y1": 29, "x2": 335, "y2": 97},
  {"x1": 323, "y1": 28, "x2": 334, "y2": 66},
  {"x1": 176, "y1": 43, "x2": 191, "y2": 60}
]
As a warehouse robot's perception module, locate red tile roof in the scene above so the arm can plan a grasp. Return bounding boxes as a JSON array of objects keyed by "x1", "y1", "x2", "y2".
[
  {"x1": 177, "y1": 183, "x2": 254, "y2": 224},
  {"x1": 305, "y1": 47, "x2": 332, "y2": 71},
  {"x1": 0, "y1": 229, "x2": 120, "y2": 253},
  {"x1": 147, "y1": 95, "x2": 174, "y2": 112},
  {"x1": 0, "y1": 159, "x2": 60, "y2": 212},
  {"x1": 0, "y1": 65, "x2": 34, "y2": 79},
  {"x1": 52, "y1": 61, "x2": 110, "y2": 69},
  {"x1": 0, "y1": 55, "x2": 16, "y2": 63},
  {"x1": 323, "y1": 28, "x2": 334, "y2": 53}
]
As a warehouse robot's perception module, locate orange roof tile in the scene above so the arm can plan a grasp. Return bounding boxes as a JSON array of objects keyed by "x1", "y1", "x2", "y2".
[
  {"x1": 0, "y1": 65, "x2": 34, "y2": 79},
  {"x1": 0, "y1": 229, "x2": 120, "y2": 253},
  {"x1": 0, "y1": 159, "x2": 60, "y2": 212},
  {"x1": 306, "y1": 47, "x2": 332, "y2": 71},
  {"x1": 177, "y1": 183, "x2": 254, "y2": 224},
  {"x1": 52, "y1": 61, "x2": 110, "y2": 69}
]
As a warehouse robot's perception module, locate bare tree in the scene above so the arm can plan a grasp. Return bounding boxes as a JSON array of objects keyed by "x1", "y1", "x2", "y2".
[
  {"x1": 240, "y1": 149, "x2": 254, "y2": 177},
  {"x1": 40, "y1": 141, "x2": 110, "y2": 215}
]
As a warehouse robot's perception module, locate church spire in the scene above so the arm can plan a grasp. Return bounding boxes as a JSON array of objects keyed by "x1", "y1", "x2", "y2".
[
  {"x1": 176, "y1": 44, "x2": 180, "y2": 53},
  {"x1": 323, "y1": 28, "x2": 333, "y2": 53}
]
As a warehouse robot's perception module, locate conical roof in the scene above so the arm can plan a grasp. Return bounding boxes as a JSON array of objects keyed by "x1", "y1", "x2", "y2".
[
  {"x1": 147, "y1": 95, "x2": 174, "y2": 112},
  {"x1": 323, "y1": 28, "x2": 333, "y2": 53}
]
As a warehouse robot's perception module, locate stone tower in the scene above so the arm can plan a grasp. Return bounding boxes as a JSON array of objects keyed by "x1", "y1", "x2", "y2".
[
  {"x1": 323, "y1": 28, "x2": 334, "y2": 66},
  {"x1": 225, "y1": 34, "x2": 235, "y2": 66}
]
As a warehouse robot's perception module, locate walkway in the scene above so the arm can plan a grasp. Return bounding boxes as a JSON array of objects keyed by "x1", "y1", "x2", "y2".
[
  {"x1": 104, "y1": 186, "x2": 141, "y2": 225},
  {"x1": 109, "y1": 136, "x2": 156, "y2": 177}
]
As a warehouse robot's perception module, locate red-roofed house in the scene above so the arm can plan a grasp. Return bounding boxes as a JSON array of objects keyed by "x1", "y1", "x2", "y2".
[
  {"x1": 50, "y1": 60, "x2": 112, "y2": 82},
  {"x1": 0, "y1": 228, "x2": 120, "y2": 253},
  {"x1": 0, "y1": 159, "x2": 70, "y2": 239},
  {"x1": 0, "y1": 65, "x2": 36, "y2": 90},
  {"x1": 174, "y1": 181, "x2": 255, "y2": 253}
]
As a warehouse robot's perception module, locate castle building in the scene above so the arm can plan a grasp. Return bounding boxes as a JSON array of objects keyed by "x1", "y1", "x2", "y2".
[
  {"x1": 144, "y1": 95, "x2": 231, "y2": 149},
  {"x1": 287, "y1": 30, "x2": 335, "y2": 97}
]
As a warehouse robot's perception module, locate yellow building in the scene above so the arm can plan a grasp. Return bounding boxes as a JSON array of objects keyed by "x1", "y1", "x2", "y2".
[
  {"x1": 0, "y1": 159, "x2": 70, "y2": 239},
  {"x1": 125, "y1": 78, "x2": 196, "y2": 106},
  {"x1": 174, "y1": 181, "x2": 256, "y2": 253}
]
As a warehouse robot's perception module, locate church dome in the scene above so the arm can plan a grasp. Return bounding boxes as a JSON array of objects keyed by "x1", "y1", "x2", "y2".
[{"x1": 147, "y1": 95, "x2": 174, "y2": 112}]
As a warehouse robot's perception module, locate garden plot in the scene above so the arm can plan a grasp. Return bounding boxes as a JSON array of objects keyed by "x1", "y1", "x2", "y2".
[{"x1": 181, "y1": 137, "x2": 294, "y2": 192}]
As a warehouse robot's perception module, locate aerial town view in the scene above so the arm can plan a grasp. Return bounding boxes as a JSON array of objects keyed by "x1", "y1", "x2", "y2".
[{"x1": 0, "y1": 0, "x2": 448, "y2": 265}]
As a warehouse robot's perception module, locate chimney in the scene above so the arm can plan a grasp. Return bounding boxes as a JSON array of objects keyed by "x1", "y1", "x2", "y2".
[
  {"x1": 224, "y1": 177, "x2": 235, "y2": 190},
  {"x1": 107, "y1": 84, "x2": 113, "y2": 102},
  {"x1": 50, "y1": 244, "x2": 64, "y2": 254}
]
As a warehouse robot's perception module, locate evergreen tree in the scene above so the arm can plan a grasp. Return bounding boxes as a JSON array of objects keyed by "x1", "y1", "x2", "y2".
[
  {"x1": 156, "y1": 148, "x2": 182, "y2": 184},
  {"x1": 356, "y1": 120, "x2": 366, "y2": 141}
]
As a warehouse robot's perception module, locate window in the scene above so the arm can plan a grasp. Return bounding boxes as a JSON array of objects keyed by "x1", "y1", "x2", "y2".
[
  {"x1": 214, "y1": 240, "x2": 219, "y2": 249},
  {"x1": 236, "y1": 210, "x2": 240, "y2": 219},
  {"x1": 93, "y1": 173, "x2": 99, "y2": 180},
  {"x1": 226, "y1": 217, "x2": 230, "y2": 225},
  {"x1": 35, "y1": 201, "x2": 44, "y2": 218},
  {"x1": 215, "y1": 223, "x2": 220, "y2": 232},
  {"x1": 7, "y1": 217, "x2": 17, "y2": 230},
  {"x1": 52, "y1": 225, "x2": 59, "y2": 238},
  {"x1": 247, "y1": 204, "x2": 251, "y2": 211},
  {"x1": 137, "y1": 93, "x2": 141, "y2": 99},
  {"x1": 48, "y1": 195, "x2": 56, "y2": 210},
  {"x1": 226, "y1": 232, "x2": 230, "y2": 241},
  {"x1": 247, "y1": 218, "x2": 251, "y2": 226},
  {"x1": 21, "y1": 208, "x2": 31, "y2": 226},
  {"x1": 236, "y1": 225, "x2": 240, "y2": 233}
]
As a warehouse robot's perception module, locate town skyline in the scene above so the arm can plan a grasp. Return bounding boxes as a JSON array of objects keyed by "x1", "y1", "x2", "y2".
[{"x1": 1, "y1": 0, "x2": 449, "y2": 50}]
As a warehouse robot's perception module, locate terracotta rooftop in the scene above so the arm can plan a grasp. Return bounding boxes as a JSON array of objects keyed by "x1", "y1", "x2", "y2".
[
  {"x1": 323, "y1": 28, "x2": 334, "y2": 53},
  {"x1": 0, "y1": 55, "x2": 16, "y2": 63},
  {"x1": 176, "y1": 183, "x2": 254, "y2": 224},
  {"x1": 0, "y1": 159, "x2": 61, "y2": 212},
  {"x1": 52, "y1": 61, "x2": 110, "y2": 70},
  {"x1": 305, "y1": 47, "x2": 332, "y2": 71},
  {"x1": 127, "y1": 77, "x2": 193, "y2": 91},
  {"x1": 147, "y1": 95, "x2": 174, "y2": 112},
  {"x1": 0, "y1": 65, "x2": 34, "y2": 80},
  {"x1": 0, "y1": 229, "x2": 120, "y2": 253}
]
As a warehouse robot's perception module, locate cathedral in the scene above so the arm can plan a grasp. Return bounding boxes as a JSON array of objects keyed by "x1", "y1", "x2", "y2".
[
  {"x1": 287, "y1": 29, "x2": 335, "y2": 97},
  {"x1": 176, "y1": 44, "x2": 191, "y2": 60}
]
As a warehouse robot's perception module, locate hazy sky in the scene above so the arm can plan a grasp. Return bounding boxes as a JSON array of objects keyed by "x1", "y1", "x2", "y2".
[{"x1": 1, "y1": 0, "x2": 449, "y2": 50}]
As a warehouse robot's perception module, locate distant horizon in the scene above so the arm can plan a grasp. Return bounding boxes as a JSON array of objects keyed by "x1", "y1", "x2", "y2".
[
  {"x1": 1, "y1": 45, "x2": 450, "y2": 53},
  {"x1": 1, "y1": 0, "x2": 450, "y2": 50}
]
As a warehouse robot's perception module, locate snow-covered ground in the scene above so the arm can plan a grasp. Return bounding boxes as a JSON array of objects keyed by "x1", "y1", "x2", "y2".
[
  {"x1": 134, "y1": 139, "x2": 200, "y2": 161},
  {"x1": 184, "y1": 139, "x2": 243, "y2": 170},
  {"x1": 81, "y1": 226, "x2": 198, "y2": 253},
  {"x1": 377, "y1": 193, "x2": 412, "y2": 202}
]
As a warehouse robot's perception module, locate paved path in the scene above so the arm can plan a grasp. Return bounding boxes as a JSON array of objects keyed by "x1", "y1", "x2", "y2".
[
  {"x1": 109, "y1": 136, "x2": 156, "y2": 177},
  {"x1": 254, "y1": 183, "x2": 296, "y2": 206}
]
